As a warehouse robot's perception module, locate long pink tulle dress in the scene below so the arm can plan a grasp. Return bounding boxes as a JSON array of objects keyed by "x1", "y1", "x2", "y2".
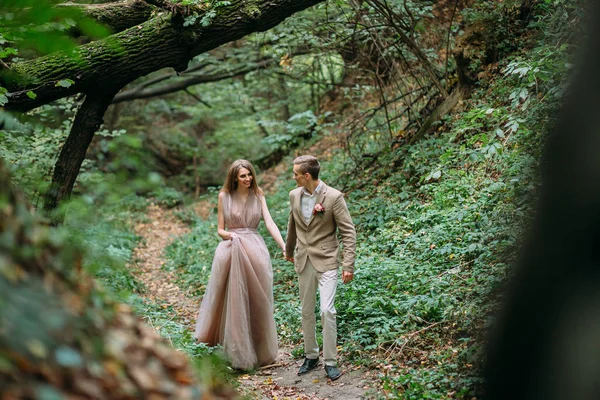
[{"x1": 194, "y1": 191, "x2": 278, "y2": 370}]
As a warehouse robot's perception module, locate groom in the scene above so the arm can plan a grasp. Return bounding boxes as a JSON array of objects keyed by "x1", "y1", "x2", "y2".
[{"x1": 285, "y1": 155, "x2": 356, "y2": 381}]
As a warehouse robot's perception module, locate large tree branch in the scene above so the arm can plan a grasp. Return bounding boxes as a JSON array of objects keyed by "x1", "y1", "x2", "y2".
[
  {"x1": 57, "y1": 0, "x2": 156, "y2": 33},
  {"x1": 1, "y1": 0, "x2": 325, "y2": 112}
]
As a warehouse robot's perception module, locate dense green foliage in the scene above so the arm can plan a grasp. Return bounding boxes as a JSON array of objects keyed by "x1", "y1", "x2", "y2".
[
  {"x1": 147, "y1": 1, "x2": 576, "y2": 397},
  {"x1": 1, "y1": 0, "x2": 582, "y2": 397}
]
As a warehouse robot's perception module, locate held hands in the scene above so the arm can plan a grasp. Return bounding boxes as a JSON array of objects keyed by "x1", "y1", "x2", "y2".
[{"x1": 229, "y1": 233, "x2": 238, "y2": 241}]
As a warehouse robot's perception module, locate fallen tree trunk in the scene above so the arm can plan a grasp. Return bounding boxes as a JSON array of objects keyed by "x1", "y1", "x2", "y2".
[{"x1": 408, "y1": 86, "x2": 467, "y2": 145}]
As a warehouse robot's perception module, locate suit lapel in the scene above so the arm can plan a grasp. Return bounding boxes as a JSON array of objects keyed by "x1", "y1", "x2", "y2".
[{"x1": 294, "y1": 190, "x2": 307, "y2": 227}]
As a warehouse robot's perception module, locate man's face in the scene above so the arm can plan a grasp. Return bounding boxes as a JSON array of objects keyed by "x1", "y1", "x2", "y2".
[{"x1": 293, "y1": 165, "x2": 310, "y2": 188}]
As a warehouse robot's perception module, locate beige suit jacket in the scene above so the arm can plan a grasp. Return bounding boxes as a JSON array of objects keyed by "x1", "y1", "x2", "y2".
[{"x1": 286, "y1": 182, "x2": 356, "y2": 274}]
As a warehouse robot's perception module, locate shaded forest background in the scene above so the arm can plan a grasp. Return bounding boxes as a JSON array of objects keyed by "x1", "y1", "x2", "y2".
[{"x1": 0, "y1": 0, "x2": 583, "y2": 398}]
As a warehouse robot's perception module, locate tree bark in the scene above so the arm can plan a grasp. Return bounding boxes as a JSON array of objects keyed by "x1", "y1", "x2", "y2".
[
  {"x1": 57, "y1": 0, "x2": 156, "y2": 33},
  {"x1": 1, "y1": 0, "x2": 325, "y2": 112},
  {"x1": 408, "y1": 86, "x2": 465, "y2": 145},
  {"x1": 43, "y1": 89, "x2": 120, "y2": 222}
]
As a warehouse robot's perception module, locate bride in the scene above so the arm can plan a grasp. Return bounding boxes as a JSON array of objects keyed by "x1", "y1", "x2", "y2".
[{"x1": 194, "y1": 159, "x2": 285, "y2": 370}]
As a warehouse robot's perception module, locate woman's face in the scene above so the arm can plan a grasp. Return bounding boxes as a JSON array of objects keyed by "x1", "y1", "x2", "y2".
[{"x1": 236, "y1": 167, "x2": 253, "y2": 189}]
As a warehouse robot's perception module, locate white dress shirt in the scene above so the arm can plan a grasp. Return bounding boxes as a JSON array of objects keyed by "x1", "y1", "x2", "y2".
[{"x1": 300, "y1": 180, "x2": 323, "y2": 224}]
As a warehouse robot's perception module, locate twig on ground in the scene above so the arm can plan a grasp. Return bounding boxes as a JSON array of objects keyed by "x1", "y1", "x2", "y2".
[
  {"x1": 384, "y1": 321, "x2": 445, "y2": 360},
  {"x1": 258, "y1": 362, "x2": 283, "y2": 370}
]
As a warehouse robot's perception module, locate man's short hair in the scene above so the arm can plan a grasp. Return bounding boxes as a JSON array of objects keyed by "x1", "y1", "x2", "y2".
[{"x1": 293, "y1": 155, "x2": 320, "y2": 179}]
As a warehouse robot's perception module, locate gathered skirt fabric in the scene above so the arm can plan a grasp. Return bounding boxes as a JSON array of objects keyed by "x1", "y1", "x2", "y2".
[{"x1": 194, "y1": 228, "x2": 278, "y2": 370}]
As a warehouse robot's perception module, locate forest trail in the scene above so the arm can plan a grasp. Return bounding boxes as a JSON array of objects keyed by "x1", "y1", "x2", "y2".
[
  {"x1": 235, "y1": 348, "x2": 374, "y2": 399},
  {"x1": 131, "y1": 203, "x2": 376, "y2": 399},
  {"x1": 130, "y1": 204, "x2": 197, "y2": 326}
]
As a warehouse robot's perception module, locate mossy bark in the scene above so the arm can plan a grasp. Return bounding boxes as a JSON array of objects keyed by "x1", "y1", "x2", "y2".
[
  {"x1": 58, "y1": 0, "x2": 156, "y2": 33},
  {"x1": 5, "y1": 16, "x2": 191, "y2": 111}
]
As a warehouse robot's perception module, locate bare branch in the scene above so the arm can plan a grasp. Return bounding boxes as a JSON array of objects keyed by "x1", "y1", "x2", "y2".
[
  {"x1": 183, "y1": 89, "x2": 211, "y2": 107},
  {"x1": 364, "y1": 0, "x2": 449, "y2": 98},
  {"x1": 132, "y1": 62, "x2": 213, "y2": 92},
  {"x1": 112, "y1": 58, "x2": 276, "y2": 103}
]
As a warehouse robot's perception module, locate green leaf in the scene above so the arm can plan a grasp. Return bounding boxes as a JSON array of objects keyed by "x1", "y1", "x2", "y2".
[
  {"x1": 56, "y1": 79, "x2": 74, "y2": 88},
  {"x1": 0, "y1": 47, "x2": 18, "y2": 58},
  {"x1": 26, "y1": 91, "x2": 37, "y2": 99}
]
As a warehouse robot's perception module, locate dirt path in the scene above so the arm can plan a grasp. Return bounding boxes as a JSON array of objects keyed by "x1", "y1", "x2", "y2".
[
  {"x1": 237, "y1": 347, "x2": 375, "y2": 399},
  {"x1": 130, "y1": 203, "x2": 378, "y2": 399},
  {"x1": 130, "y1": 203, "x2": 197, "y2": 325}
]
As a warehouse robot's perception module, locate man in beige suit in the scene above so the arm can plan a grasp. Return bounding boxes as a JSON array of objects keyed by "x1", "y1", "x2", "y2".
[{"x1": 285, "y1": 155, "x2": 356, "y2": 381}]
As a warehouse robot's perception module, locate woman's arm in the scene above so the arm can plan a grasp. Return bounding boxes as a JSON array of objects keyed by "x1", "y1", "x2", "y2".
[
  {"x1": 217, "y1": 192, "x2": 235, "y2": 240},
  {"x1": 260, "y1": 195, "x2": 286, "y2": 253}
]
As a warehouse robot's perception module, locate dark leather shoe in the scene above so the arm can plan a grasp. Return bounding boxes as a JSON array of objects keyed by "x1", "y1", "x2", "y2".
[
  {"x1": 325, "y1": 365, "x2": 342, "y2": 381},
  {"x1": 297, "y1": 358, "x2": 320, "y2": 375}
]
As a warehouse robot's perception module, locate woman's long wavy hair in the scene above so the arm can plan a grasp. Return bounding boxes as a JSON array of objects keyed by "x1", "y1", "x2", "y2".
[{"x1": 222, "y1": 159, "x2": 263, "y2": 196}]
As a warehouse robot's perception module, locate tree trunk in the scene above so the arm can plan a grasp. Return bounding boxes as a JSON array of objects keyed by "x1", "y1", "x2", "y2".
[
  {"x1": 454, "y1": 49, "x2": 475, "y2": 87},
  {"x1": 278, "y1": 74, "x2": 291, "y2": 122},
  {"x1": 408, "y1": 87, "x2": 466, "y2": 145},
  {"x1": 519, "y1": 0, "x2": 538, "y2": 24},
  {"x1": 43, "y1": 89, "x2": 119, "y2": 221}
]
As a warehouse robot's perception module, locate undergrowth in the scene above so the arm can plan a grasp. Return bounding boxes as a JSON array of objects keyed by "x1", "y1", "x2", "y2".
[
  {"x1": 157, "y1": 6, "x2": 571, "y2": 397},
  {"x1": 0, "y1": 0, "x2": 572, "y2": 398}
]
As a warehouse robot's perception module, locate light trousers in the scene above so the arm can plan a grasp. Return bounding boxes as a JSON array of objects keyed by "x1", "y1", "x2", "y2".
[{"x1": 298, "y1": 258, "x2": 338, "y2": 366}]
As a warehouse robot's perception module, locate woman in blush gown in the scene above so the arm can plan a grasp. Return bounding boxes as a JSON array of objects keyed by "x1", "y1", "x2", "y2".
[{"x1": 194, "y1": 159, "x2": 286, "y2": 370}]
